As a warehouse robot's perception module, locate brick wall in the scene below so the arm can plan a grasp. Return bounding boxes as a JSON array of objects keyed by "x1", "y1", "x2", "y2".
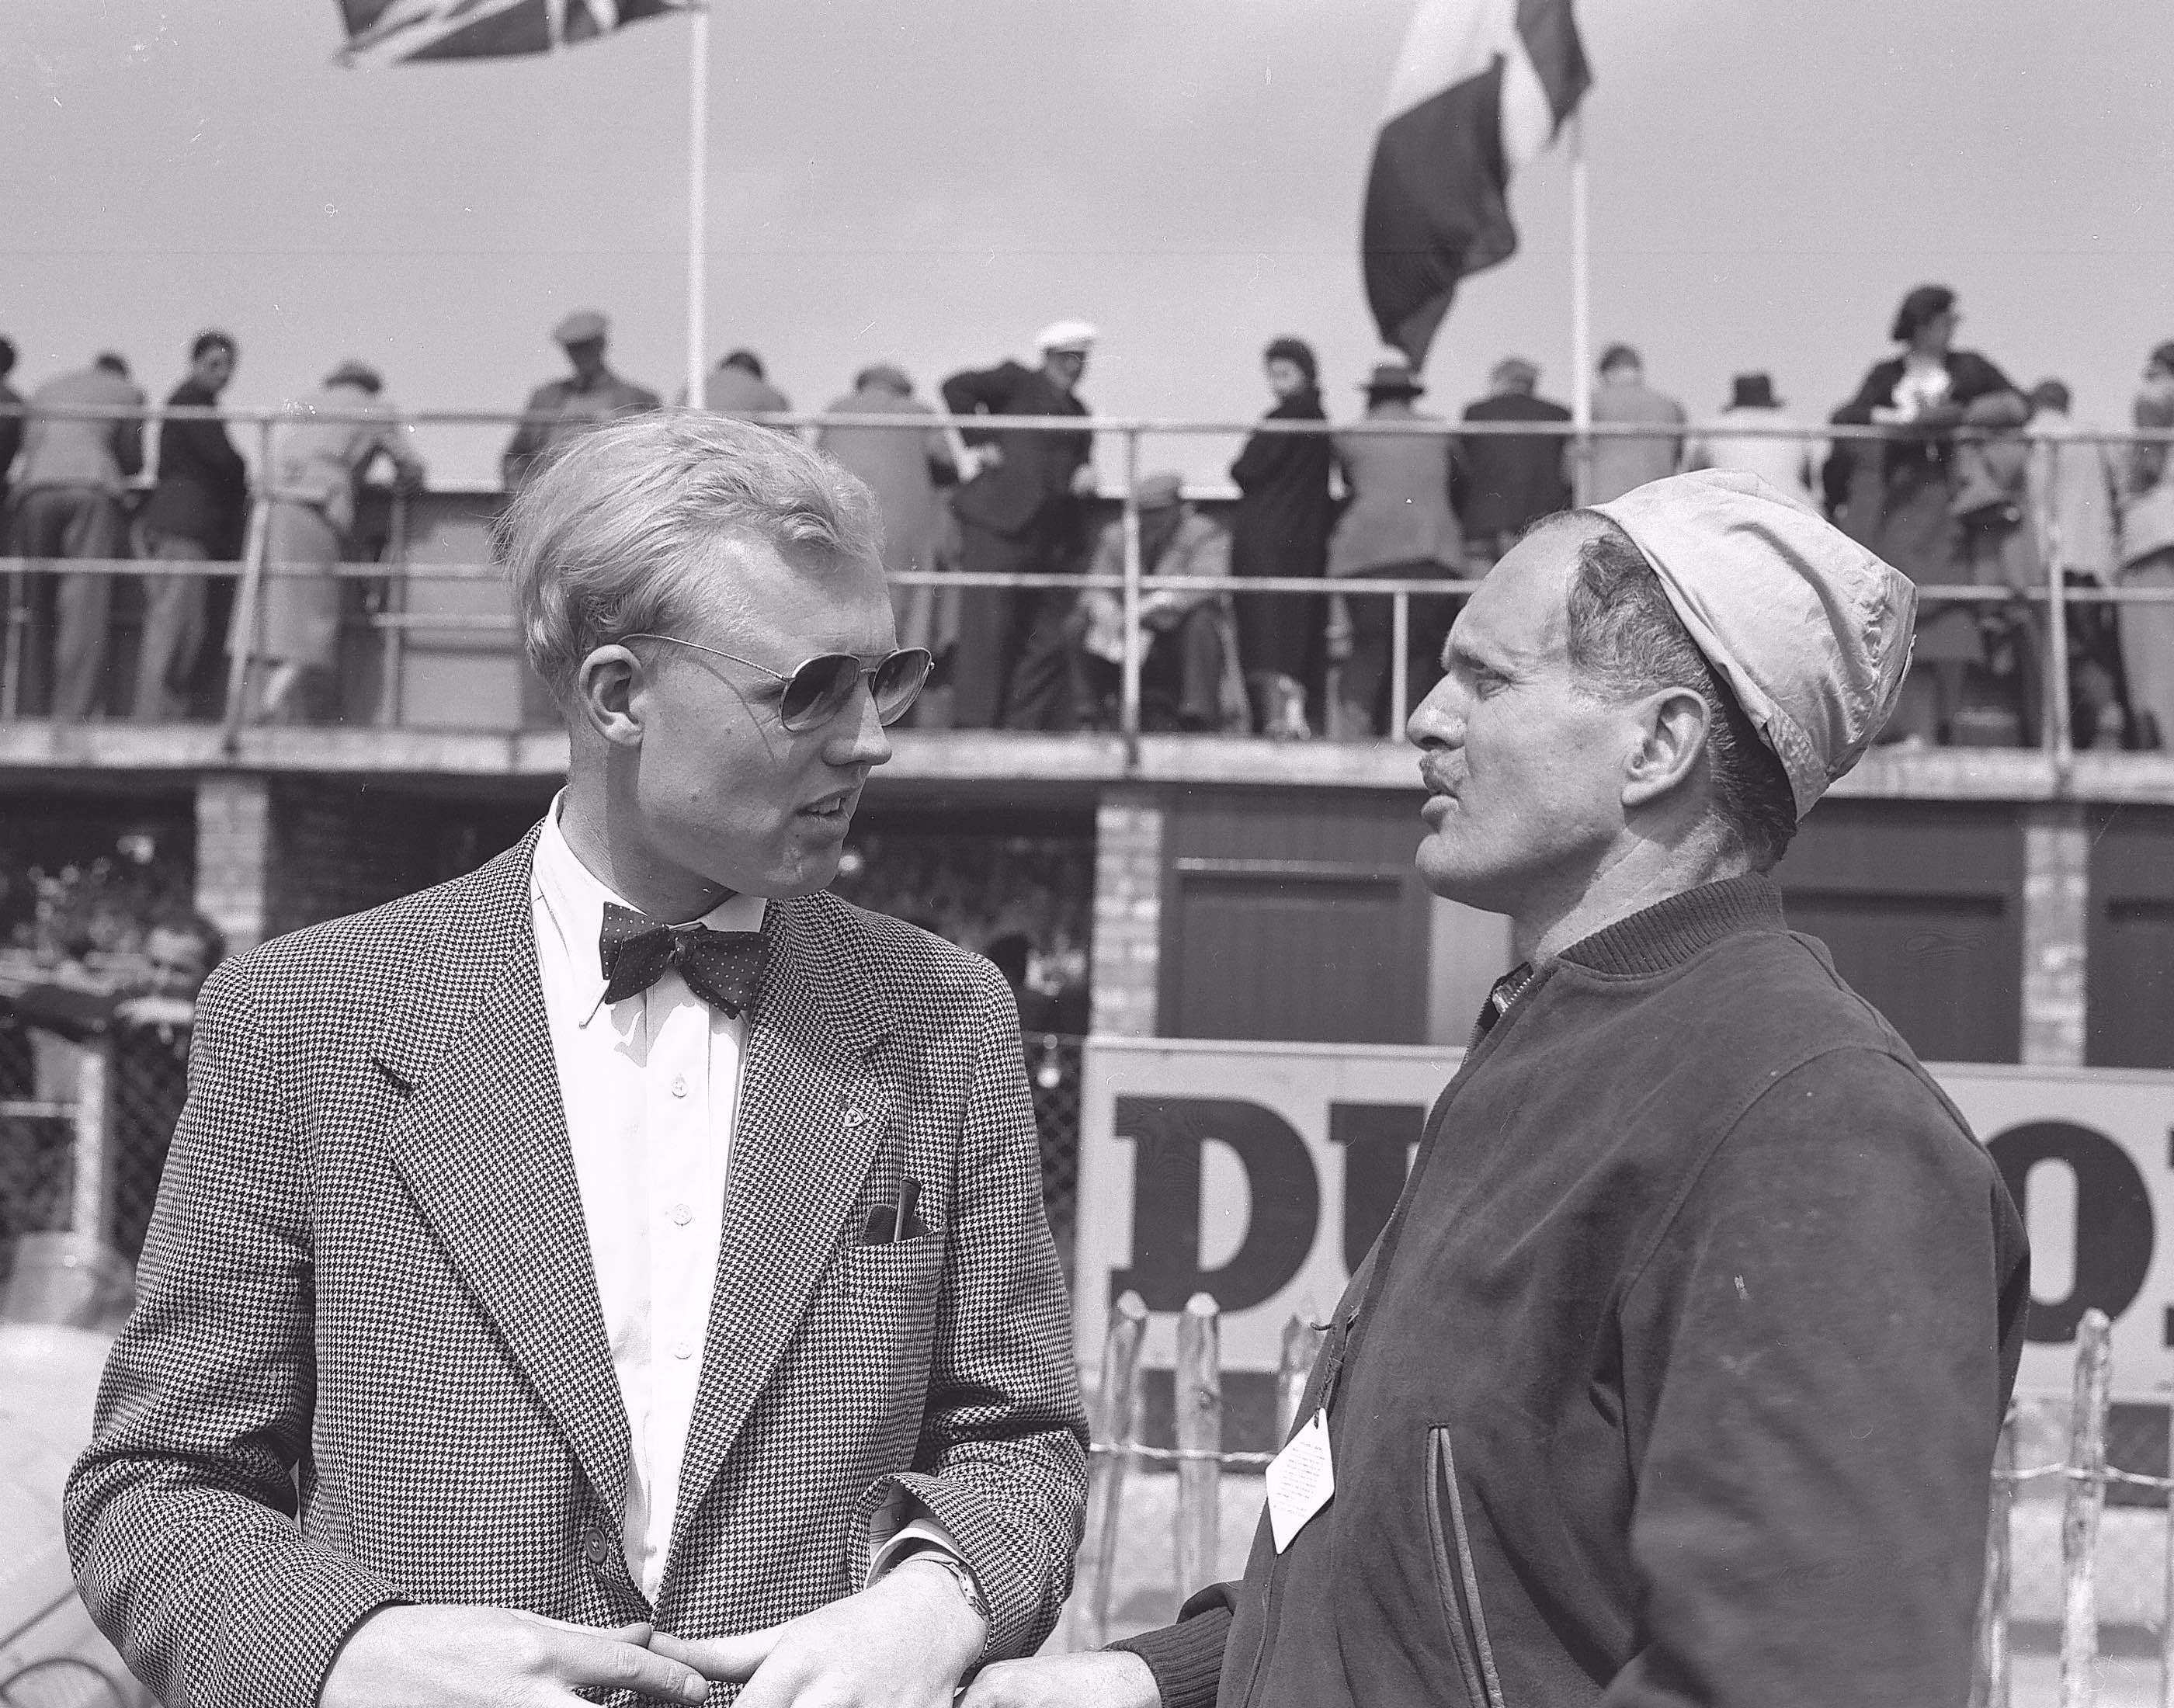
[{"x1": 1089, "y1": 788, "x2": 1162, "y2": 1037}]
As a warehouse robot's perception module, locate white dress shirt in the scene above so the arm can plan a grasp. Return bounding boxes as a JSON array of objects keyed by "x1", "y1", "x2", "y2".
[
  {"x1": 531, "y1": 804, "x2": 764, "y2": 1599},
  {"x1": 530, "y1": 801, "x2": 963, "y2": 1604}
]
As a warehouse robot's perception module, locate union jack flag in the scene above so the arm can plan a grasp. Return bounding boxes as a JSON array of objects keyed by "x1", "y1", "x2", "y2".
[{"x1": 335, "y1": 0, "x2": 688, "y2": 67}]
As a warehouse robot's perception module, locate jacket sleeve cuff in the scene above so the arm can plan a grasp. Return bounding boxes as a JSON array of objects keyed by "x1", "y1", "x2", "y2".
[
  {"x1": 224, "y1": 1548, "x2": 407, "y2": 1708},
  {"x1": 1106, "y1": 1588, "x2": 1235, "y2": 1708}
]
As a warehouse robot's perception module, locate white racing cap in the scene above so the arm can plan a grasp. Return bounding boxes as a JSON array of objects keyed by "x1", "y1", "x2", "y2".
[{"x1": 1591, "y1": 469, "x2": 1917, "y2": 819}]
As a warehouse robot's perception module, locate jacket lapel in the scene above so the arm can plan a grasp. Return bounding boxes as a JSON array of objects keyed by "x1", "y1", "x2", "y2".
[
  {"x1": 665, "y1": 895, "x2": 894, "y2": 1577},
  {"x1": 370, "y1": 830, "x2": 632, "y2": 1523}
]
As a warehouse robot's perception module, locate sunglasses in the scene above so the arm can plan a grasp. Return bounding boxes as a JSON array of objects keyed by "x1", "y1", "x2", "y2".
[{"x1": 623, "y1": 634, "x2": 932, "y2": 732}]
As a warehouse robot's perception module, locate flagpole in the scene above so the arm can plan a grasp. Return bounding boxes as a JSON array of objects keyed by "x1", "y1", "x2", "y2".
[
  {"x1": 1568, "y1": 106, "x2": 1592, "y2": 506},
  {"x1": 685, "y1": 3, "x2": 709, "y2": 409}
]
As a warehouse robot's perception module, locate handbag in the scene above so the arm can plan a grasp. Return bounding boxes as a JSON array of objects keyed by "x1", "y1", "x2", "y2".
[{"x1": 2123, "y1": 484, "x2": 2174, "y2": 568}]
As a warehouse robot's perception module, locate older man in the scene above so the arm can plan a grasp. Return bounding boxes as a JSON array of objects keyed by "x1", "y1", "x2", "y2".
[
  {"x1": 502, "y1": 310, "x2": 662, "y2": 490},
  {"x1": 972, "y1": 470, "x2": 2028, "y2": 1708},
  {"x1": 68, "y1": 414, "x2": 1087, "y2": 1708}
]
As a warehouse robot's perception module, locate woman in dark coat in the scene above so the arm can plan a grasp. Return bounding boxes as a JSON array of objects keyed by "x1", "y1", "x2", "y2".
[
  {"x1": 1228, "y1": 337, "x2": 1333, "y2": 735},
  {"x1": 1832, "y1": 284, "x2": 2026, "y2": 741}
]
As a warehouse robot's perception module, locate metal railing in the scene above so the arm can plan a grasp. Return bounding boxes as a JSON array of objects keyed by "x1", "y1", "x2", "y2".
[{"x1": 5, "y1": 401, "x2": 2172, "y2": 761}]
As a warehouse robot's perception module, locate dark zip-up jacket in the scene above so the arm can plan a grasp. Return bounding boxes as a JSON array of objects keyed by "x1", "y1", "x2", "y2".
[{"x1": 1118, "y1": 874, "x2": 2028, "y2": 1708}]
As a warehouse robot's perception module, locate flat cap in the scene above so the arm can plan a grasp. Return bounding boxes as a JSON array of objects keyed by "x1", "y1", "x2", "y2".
[
  {"x1": 552, "y1": 310, "x2": 609, "y2": 345},
  {"x1": 1134, "y1": 471, "x2": 1184, "y2": 509},
  {"x1": 1592, "y1": 469, "x2": 1917, "y2": 819},
  {"x1": 1034, "y1": 318, "x2": 1098, "y2": 352}
]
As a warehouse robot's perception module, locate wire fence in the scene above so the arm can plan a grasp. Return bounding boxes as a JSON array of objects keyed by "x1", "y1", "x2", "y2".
[{"x1": 5, "y1": 404, "x2": 2173, "y2": 756}]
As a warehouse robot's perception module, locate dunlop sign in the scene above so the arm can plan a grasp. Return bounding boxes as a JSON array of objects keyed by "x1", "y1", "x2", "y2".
[{"x1": 1075, "y1": 1039, "x2": 2174, "y2": 1401}]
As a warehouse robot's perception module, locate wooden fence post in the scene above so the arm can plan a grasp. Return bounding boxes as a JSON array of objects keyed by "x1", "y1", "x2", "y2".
[
  {"x1": 1076, "y1": 1290, "x2": 1148, "y2": 1651},
  {"x1": 2162, "y1": 1391, "x2": 2174, "y2": 1708},
  {"x1": 1176, "y1": 1294, "x2": 1223, "y2": 1595},
  {"x1": 2061, "y1": 1309, "x2": 2113, "y2": 1708},
  {"x1": 1276, "y1": 1314, "x2": 1325, "y2": 1443},
  {"x1": 1972, "y1": 1408, "x2": 2016, "y2": 1708}
]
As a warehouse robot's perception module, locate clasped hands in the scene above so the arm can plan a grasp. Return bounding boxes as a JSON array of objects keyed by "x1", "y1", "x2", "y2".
[{"x1": 321, "y1": 1558, "x2": 988, "y2": 1708}]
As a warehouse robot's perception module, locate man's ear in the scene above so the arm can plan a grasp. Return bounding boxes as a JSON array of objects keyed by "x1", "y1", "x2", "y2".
[
  {"x1": 1620, "y1": 686, "x2": 1711, "y2": 809},
  {"x1": 575, "y1": 645, "x2": 646, "y2": 749}
]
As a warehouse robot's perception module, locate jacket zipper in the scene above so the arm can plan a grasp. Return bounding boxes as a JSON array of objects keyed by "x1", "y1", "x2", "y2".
[{"x1": 1427, "y1": 1427, "x2": 1508, "y2": 1708}]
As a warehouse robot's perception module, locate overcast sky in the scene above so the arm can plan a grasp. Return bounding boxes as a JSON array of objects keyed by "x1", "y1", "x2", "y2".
[{"x1": 6, "y1": 0, "x2": 2170, "y2": 487}]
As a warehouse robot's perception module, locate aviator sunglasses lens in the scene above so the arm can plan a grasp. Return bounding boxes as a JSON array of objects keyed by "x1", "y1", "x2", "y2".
[
  {"x1": 873, "y1": 650, "x2": 932, "y2": 724},
  {"x1": 780, "y1": 655, "x2": 861, "y2": 731}
]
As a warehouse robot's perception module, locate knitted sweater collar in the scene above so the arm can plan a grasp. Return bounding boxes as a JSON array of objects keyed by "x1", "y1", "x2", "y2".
[{"x1": 1555, "y1": 871, "x2": 1785, "y2": 978}]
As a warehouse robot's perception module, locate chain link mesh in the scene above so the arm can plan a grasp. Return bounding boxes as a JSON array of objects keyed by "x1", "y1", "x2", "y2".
[{"x1": 1027, "y1": 1033, "x2": 1084, "y2": 1286}]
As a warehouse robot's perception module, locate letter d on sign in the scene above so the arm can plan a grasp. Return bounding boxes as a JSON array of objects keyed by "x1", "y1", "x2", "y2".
[{"x1": 1111, "y1": 1097, "x2": 1320, "y2": 1313}]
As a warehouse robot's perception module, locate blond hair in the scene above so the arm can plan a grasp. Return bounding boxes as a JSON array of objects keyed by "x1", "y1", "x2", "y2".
[{"x1": 495, "y1": 411, "x2": 881, "y2": 705}]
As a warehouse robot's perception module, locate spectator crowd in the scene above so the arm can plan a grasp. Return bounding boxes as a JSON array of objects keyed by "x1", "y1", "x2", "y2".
[{"x1": 3, "y1": 287, "x2": 2172, "y2": 747}]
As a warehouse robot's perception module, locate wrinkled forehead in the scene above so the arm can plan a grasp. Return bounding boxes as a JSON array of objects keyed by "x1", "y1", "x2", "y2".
[{"x1": 1454, "y1": 516, "x2": 1593, "y2": 660}]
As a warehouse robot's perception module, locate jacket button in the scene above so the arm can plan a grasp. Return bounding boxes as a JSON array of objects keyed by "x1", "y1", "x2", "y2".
[{"x1": 582, "y1": 1531, "x2": 611, "y2": 1566}]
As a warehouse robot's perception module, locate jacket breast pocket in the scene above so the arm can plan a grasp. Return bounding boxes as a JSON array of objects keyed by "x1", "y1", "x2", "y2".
[
  {"x1": 1427, "y1": 1425, "x2": 1509, "y2": 1708},
  {"x1": 827, "y1": 1229, "x2": 945, "y2": 1301}
]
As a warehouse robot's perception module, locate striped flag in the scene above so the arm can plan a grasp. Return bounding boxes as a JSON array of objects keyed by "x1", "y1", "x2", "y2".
[
  {"x1": 1362, "y1": 0, "x2": 1591, "y2": 366},
  {"x1": 335, "y1": 0, "x2": 686, "y2": 67}
]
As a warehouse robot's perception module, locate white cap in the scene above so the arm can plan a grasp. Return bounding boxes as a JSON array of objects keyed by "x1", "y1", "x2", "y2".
[
  {"x1": 1034, "y1": 319, "x2": 1099, "y2": 353},
  {"x1": 1592, "y1": 470, "x2": 1918, "y2": 819}
]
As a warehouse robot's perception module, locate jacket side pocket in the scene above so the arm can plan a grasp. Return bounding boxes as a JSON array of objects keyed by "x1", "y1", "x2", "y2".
[{"x1": 1426, "y1": 1426, "x2": 1508, "y2": 1708}]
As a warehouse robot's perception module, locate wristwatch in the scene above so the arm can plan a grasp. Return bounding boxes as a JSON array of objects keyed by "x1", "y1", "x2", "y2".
[{"x1": 903, "y1": 1547, "x2": 991, "y2": 1637}]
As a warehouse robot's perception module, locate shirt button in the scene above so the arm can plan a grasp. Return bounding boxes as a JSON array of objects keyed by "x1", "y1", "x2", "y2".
[
  {"x1": 669, "y1": 1203, "x2": 693, "y2": 1227},
  {"x1": 842, "y1": 1106, "x2": 867, "y2": 1127},
  {"x1": 672, "y1": 1077, "x2": 689, "y2": 1099},
  {"x1": 672, "y1": 1338, "x2": 695, "y2": 1360},
  {"x1": 582, "y1": 1530, "x2": 611, "y2": 1565}
]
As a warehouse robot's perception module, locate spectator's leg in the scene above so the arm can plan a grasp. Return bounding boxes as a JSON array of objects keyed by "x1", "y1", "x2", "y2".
[
  {"x1": 1002, "y1": 587, "x2": 1082, "y2": 733},
  {"x1": 1336, "y1": 592, "x2": 1391, "y2": 739},
  {"x1": 51, "y1": 491, "x2": 125, "y2": 720},
  {"x1": 950, "y1": 524, "x2": 1023, "y2": 730},
  {"x1": 2120, "y1": 552, "x2": 2174, "y2": 749},
  {"x1": 9, "y1": 491, "x2": 70, "y2": 716},
  {"x1": 1172, "y1": 607, "x2": 1226, "y2": 732},
  {"x1": 132, "y1": 536, "x2": 211, "y2": 720}
]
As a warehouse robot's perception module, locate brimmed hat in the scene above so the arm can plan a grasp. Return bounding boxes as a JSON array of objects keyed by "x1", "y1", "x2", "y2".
[
  {"x1": 552, "y1": 309, "x2": 609, "y2": 346},
  {"x1": 1361, "y1": 358, "x2": 1424, "y2": 397},
  {"x1": 1592, "y1": 469, "x2": 1917, "y2": 819},
  {"x1": 1728, "y1": 373, "x2": 1780, "y2": 409}
]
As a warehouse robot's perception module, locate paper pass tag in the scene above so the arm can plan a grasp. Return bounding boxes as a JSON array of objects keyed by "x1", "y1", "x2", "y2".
[{"x1": 1264, "y1": 1409, "x2": 1335, "y2": 1552}]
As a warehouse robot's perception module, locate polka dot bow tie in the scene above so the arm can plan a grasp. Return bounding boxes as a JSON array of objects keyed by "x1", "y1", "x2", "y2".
[{"x1": 599, "y1": 901, "x2": 766, "y2": 1017}]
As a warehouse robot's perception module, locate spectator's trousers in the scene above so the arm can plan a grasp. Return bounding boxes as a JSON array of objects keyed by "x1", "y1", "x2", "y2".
[
  {"x1": 1335, "y1": 560, "x2": 1456, "y2": 738},
  {"x1": 8, "y1": 484, "x2": 127, "y2": 719},
  {"x1": 134, "y1": 533, "x2": 212, "y2": 721}
]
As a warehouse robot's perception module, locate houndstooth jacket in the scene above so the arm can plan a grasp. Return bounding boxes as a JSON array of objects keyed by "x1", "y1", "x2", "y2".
[{"x1": 64, "y1": 828, "x2": 1089, "y2": 1708}]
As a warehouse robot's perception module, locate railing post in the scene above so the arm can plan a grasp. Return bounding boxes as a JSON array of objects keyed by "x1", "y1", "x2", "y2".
[
  {"x1": 2044, "y1": 499, "x2": 2075, "y2": 772},
  {"x1": 1389, "y1": 588, "x2": 1410, "y2": 737},
  {"x1": 221, "y1": 414, "x2": 277, "y2": 752},
  {"x1": 2061, "y1": 1309, "x2": 2113, "y2": 1708},
  {"x1": 67, "y1": 1036, "x2": 113, "y2": 1246},
  {"x1": 377, "y1": 488, "x2": 410, "y2": 728},
  {"x1": 1971, "y1": 1408, "x2": 2016, "y2": 1708},
  {"x1": 1120, "y1": 429, "x2": 1143, "y2": 748},
  {"x1": 1276, "y1": 1314, "x2": 1325, "y2": 1442},
  {"x1": 1077, "y1": 1289, "x2": 1148, "y2": 1650},
  {"x1": 2, "y1": 561, "x2": 23, "y2": 717},
  {"x1": 1175, "y1": 1293, "x2": 1223, "y2": 1598}
]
